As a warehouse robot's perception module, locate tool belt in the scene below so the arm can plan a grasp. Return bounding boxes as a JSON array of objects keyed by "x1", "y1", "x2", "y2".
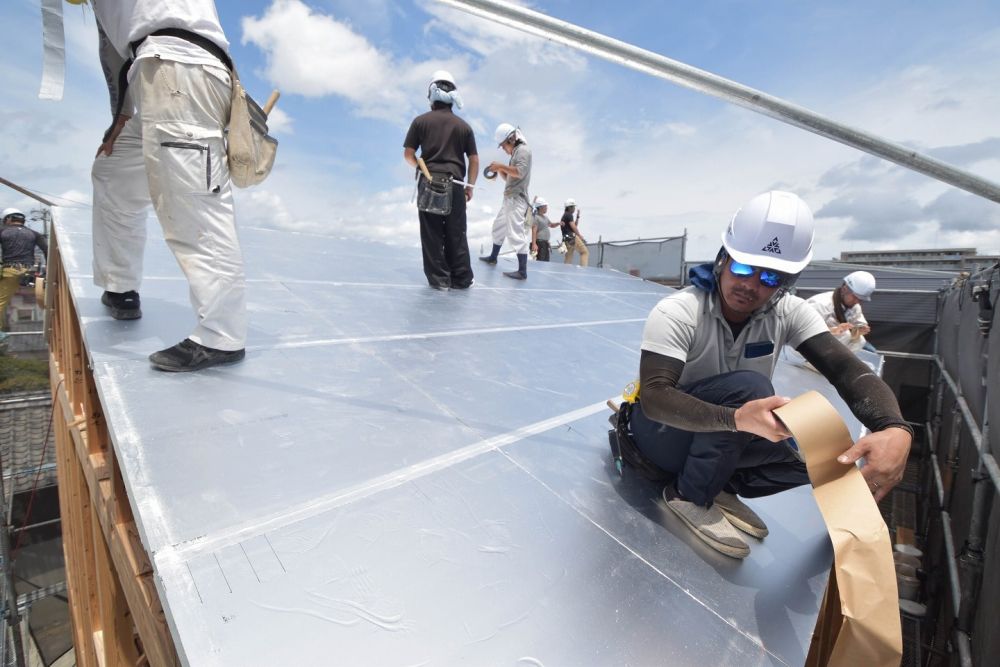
[
  {"x1": 608, "y1": 402, "x2": 673, "y2": 482},
  {"x1": 416, "y1": 172, "x2": 454, "y2": 216},
  {"x1": 110, "y1": 29, "x2": 277, "y2": 189}
]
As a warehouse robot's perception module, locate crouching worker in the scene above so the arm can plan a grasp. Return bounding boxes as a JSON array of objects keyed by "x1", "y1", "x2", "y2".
[{"x1": 619, "y1": 191, "x2": 911, "y2": 559}]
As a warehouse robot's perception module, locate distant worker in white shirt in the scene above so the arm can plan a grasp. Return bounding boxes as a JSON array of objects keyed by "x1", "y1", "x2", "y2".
[
  {"x1": 806, "y1": 271, "x2": 876, "y2": 352},
  {"x1": 90, "y1": 0, "x2": 247, "y2": 372}
]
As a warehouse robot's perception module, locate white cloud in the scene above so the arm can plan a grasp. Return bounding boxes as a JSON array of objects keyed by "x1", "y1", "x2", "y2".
[
  {"x1": 265, "y1": 107, "x2": 293, "y2": 135},
  {"x1": 241, "y1": 0, "x2": 464, "y2": 123}
]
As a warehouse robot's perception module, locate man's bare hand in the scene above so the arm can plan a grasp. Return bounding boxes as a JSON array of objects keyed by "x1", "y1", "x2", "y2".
[
  {"x1": 96, "y1": 114, "x2": 130, "y2": 157},
  {"x1": 838, "y1": 426, "x2": 911, "y2": 502},
  {"x1": 465, "y1": 186, "x2": 473, "y2": 202},
  {"x1": 734, "y1": 396, "x2": 793, "y2": 442}
]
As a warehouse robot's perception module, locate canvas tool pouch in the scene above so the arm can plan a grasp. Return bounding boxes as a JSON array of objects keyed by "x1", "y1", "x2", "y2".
[
  {"x1": 228, "y1": 68, "x2": 278, "y2": 188},
  {"x1": 417, "y1": 173, "x2": 454, "y2": 216},
  {"x1": 118, "y1": 29, "x2": 278, "y2": 189}
]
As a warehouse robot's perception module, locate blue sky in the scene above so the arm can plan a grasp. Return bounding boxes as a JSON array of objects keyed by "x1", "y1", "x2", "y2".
[{"x1": 4, "y1": 0, "x2": 1000, "y2": 261}]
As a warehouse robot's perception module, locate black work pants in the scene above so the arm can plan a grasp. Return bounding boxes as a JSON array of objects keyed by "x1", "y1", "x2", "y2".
[
  {"x1": 629, "y1": 370, "x2": 809, "y2": 506},
  {"x1": 419, "y1": 182, "x2": 473, "y2": 289},
  {"x1": 535, "y1": 241, "x2": 550, "y2": 262}
]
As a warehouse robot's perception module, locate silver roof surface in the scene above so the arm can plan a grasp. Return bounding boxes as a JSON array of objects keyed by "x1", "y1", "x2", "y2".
[{"x1": 54, "y1": 218, "x2": 867, "y2": 666}]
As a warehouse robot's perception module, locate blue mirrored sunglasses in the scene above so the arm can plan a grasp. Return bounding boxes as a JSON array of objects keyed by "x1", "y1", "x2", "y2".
[{"x1": 728, "y1": 261, "x2": 787, "y2": 288}]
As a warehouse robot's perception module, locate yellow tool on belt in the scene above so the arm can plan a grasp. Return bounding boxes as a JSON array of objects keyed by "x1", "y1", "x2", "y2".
[{"x1": 622, "y1": 379, "x2": 640, "y2": 403}]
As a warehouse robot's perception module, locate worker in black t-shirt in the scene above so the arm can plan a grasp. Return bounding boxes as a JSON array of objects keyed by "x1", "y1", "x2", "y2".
[
  {"x1": 1, "y1": 208, "x2": 47, "y2": 330},
  {"x1": 560, "y1": 199, "x2": 589, "y2": 267},
  {"x1": 403, "y1": 71, "x2": 479, "y2": 290}
]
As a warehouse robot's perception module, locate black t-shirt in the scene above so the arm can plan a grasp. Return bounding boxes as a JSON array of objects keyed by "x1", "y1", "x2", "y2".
[
  {"x1": 561, "y1": 211, "x2": 576, "y2": 240},
  {"x1": 403, "y1": 105, "x2": 477, "y2": 180},
  {"x1": 0, "y1": 225, "x2": 47, "y2": 265}
]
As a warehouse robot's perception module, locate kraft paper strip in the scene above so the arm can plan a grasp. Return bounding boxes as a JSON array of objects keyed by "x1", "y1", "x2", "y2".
[
  {"x1": 39, "y1": 0, "x2": 66, "y2": 101},
  {"x1": 774, "y1": 391, "x2": 902, "y2": 667}
]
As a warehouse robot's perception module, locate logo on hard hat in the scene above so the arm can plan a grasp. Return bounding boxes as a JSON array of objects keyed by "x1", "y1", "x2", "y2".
[{"x1": 761, "y1": 237, "x2": 782, "y2": 254}]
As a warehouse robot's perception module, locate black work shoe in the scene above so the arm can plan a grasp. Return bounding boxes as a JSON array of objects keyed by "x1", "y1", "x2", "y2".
[
  {"x1": 479, "y1": 256, "x2": 498, "y2": 265},
  {"x1": 101, "y1": 290, "x2": 142, "y2": 320},
  {"x1": 503, "y1": 271, "x2": 527, "y2": 280},
  {"x1": 149, "y1": 339, "x2": 245, "y2": 372}
]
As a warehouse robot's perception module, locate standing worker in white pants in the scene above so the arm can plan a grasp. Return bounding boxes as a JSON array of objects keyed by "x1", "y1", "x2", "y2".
[
  {"x1": 479, "y1": 123, "x2": 533, "y2": 280},
  {"x1": 90, "y1": 0, "x2": 247, "y2": 372}
]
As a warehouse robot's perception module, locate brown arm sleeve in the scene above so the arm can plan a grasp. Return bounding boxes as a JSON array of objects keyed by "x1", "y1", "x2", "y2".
[
  {"x1": 796, "y1": 332, "x2": 914, "y2": 434},
  {"x1": 638, "y1": 350, "x2": 738, "y2": 432}
]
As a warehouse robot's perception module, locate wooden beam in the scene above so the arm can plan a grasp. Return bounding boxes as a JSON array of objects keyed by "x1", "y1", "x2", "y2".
[{"x1": 49, "y1": 230, "x2": 180, "y2": 667}]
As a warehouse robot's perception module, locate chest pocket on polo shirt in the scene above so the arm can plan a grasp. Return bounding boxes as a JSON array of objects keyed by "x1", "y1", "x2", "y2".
[{"x1": 741, "y1": 340, "x2": 775, "y2": 374}]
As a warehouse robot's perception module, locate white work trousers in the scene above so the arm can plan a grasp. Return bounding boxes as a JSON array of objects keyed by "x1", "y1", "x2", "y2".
[
  {"x1": 91, "y1": 58, "x2": 246, "y2": 351},
  {"x1": 491, "y1": 194, "x2": 531, "y2": 255}
]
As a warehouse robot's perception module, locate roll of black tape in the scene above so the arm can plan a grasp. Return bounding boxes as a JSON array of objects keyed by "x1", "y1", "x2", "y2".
[{"x1": 483, "y1": 167, "x2": 497, "y2": 180}]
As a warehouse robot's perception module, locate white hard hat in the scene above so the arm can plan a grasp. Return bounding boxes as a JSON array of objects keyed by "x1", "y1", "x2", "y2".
[
  {"x1": 1, "y1": 207, "x2": 25, "y2": 221},
  {"x1": 844, "y1": 271, "x2": 876, "y2": 300},
  {"x1": 494, "y1": 122, "x2": 516, "y2": 146},
  {"x1": 721, "y1": 191, "x2": 814, "y2": 274},
  {"x1": 430, "y1": 70, "x2": 456, "y2": 87},
  {"x1": 534, "y1": 197, "x2": 548, "y2": 209},
  {"x1": 564, "y1": 198, "x2": 576, "y2": 208}
]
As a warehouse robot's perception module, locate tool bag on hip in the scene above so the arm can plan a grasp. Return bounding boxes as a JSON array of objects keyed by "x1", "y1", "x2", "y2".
[
  {"x1": 228, "y1": 67, "x2": 278, "y2": 188},
  {"x1": 417, "y1": 173, "x2": 454, "y2": 216},
  {"x1": 608, "y1": 402, "x2": 674, "y2": 482},
  {"x1": 116, "y1": 29, "x2": 278, "y2": 189}
]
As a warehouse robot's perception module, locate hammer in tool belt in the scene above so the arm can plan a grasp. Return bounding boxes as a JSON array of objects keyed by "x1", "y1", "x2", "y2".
[{"x1": 416, "y1": 157, "x2": 479, "y2": 188}]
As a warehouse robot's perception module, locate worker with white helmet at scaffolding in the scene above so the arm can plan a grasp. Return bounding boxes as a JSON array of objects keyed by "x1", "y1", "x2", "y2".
[
  {"x1": 1, "y1": 208, "x2": 47, "y2": 331},
  {"x1": 479, "y1": 123, "x2": 532, "y2": 280},
  {"x1": 612, "y1": 191, "x2": 912, "y2": 558},
  {"x1": 807, "y1": 271, "x2": 877, "y2": 352}
]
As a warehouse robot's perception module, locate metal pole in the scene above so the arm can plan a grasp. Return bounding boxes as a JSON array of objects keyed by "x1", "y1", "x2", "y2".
[
  {"x1": 957, "y1": 389, "x2": 991, "y2": 635},
  {"x1": 936, "y1": 358, "x2": 1000, "y2": 491},
  {"x1": 0, "y1": 517, "x2": 26, "y2": 667},
  {"x1": 680, "y1": 229, "x2": 687, "y2": 286},
  {"x1": 0, "y1": 177, "x2": 56, "y2": 207},
  {"x1": 437, "y1": 0, "x2": 1000, "y2": 204}
]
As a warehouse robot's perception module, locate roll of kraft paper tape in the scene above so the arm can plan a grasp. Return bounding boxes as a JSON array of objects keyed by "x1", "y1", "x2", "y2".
[{"x1": 773, "y1": 391, "x2": 902, "y2": 667}]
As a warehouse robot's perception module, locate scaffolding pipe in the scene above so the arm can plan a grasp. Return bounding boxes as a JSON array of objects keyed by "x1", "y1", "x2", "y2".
[
  {"x1": 929, "y1": 427, "x2": 945, "y2": 505},
  {"x1": 0, "y1": 517, "x2": 26, "y2": 667},
  {"x1": 875, "y1": 351, "x2": 937, "y2": 361},
  {"x1": 955, "y1": 628, "x2": 974, "y2": 667},
  {"x1": 957, "y1": 390, "x2": 991, "y2": 637},
  {"x1": 437, "y1": 0, "x2": 1000, "y2": 204},
  {"x1": 935, "y1": 358, "x2": 1000, "y2": 491}
]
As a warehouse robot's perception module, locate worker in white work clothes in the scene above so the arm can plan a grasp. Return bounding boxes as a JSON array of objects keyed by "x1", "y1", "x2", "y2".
[
  {"x1": 807, "y1": 271, "x2": 876, "y2": 352},
  {"x1": 0, "y1": 208, "x2": 47, "y2": 331},
  {"x1": 479, "y1": 123, "x2": 532, "y2": 280},
  {"x1": 89, "y1": 0, "x2": 246, "y2": 372},
  {"x1": 613, "y1": 191, "x2": 911, "y2": 558}
]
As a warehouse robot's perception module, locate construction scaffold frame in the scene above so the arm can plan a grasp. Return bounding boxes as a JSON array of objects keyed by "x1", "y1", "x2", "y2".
[
  {"x1": 45, "y1": 233, "x2": 180, "y2": 666},
  {"x1": 879, "y1": 261, "x2": 998, "y2": 667}
]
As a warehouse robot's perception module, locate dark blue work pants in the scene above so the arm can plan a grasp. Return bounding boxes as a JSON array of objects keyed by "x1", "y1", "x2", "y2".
[{"x1": 629, "y1": 370, "x2": 809, "y2": 507}]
